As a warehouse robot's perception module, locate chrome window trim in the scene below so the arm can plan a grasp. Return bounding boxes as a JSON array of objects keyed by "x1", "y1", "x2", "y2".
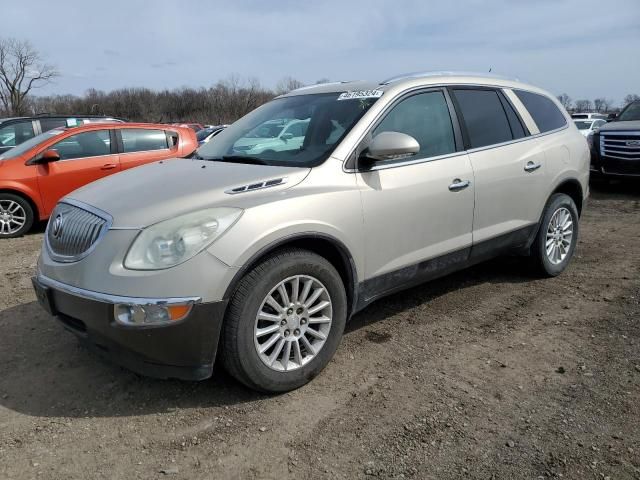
[
  {"x1": 45, "y1": 198, "x2": 113, "y2": 263},
  {"x1": 37, "y1": 273, "x2": 202, "y2": 306},
  {"x1": 342, "y1": 82, "x2": 569, "y2": 173},
  {"x1": 599, "y1": 131, "x2": 640, "y2": 136}
]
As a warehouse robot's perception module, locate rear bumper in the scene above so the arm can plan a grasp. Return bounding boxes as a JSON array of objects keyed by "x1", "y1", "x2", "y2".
[{"x1": 32, "y1": 275, "x2": 227, "y2": 380}]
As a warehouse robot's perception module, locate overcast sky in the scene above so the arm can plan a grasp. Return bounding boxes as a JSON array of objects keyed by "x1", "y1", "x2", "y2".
[{"x1": 2, "y1": 0, "x2": 639, "y2": 105}]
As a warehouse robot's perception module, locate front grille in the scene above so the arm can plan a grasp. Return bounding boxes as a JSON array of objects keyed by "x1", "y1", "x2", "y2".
[
  {"x1": 600, "y1": 132, "x2": 640, "y2": 161},
  {"x1": 46, "y1": 202, "x2": 109, "y2": 262}
]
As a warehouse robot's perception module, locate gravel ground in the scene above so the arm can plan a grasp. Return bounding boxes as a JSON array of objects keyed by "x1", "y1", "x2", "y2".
[{"x1": 0, "y1": 181, "x2": 639, "y2": 480}]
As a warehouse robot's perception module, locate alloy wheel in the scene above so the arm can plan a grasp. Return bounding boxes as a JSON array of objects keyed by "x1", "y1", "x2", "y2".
[
  {"x1": 545, "y1": 207, "x2": 573, "y2": 265},
  {"x1": 0, "y1": 200, "x2": 27, "y2": 235}
]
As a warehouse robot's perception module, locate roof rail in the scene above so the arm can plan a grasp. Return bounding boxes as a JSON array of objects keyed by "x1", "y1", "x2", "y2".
[
  {"x1": 380, "y1": 71, "x2": 521, "y2": 85},
  {"x1": 288, "y1": 80, "x2": 356, "y2": 93}
]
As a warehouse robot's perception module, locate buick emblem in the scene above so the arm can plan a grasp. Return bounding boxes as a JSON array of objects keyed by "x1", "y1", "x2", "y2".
[
  {"x1": 52, "y1": 214, "x2": 64, "y2": 238},
  {"x1": 626, "y1": 140, "x2": 640, "y2": 147}
]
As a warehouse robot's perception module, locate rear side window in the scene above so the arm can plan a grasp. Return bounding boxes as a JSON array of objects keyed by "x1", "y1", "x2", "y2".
[
  {"x1": 514, "y1": 90, "x2": 566, "y2": 133},
  {"x1": 373, "y1": 91, "x2": 456, "y2": 160},
  {"x1": 0, "y1": 121, "x2": 35, "y2": 147},
  {"x1": 452, "y1": 89, "x2": 513, "y2": 149},
  {"x1": 121, "y1": 129, "x2": 168, "y2": 153},
  {"x1": 51, "y1": 130, "x2": 111, "y2": 160}
]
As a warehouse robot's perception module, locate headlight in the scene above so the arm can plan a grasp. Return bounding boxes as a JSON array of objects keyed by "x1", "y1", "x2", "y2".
[{"x1": 124, "y1": 207, "x2": 242, "y2": 270}]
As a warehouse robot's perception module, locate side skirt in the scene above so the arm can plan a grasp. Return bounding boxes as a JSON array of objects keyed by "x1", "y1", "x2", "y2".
[{"x1": 353, "y1": 224, "x2": 537, "y2": 314}]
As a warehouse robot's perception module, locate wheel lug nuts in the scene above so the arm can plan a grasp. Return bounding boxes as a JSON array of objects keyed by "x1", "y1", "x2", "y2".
[
  {"x1": 294, "y1": 329, "x2": 300, "y2": 336},
  {"x1": 284, "y1": 329, "x2": 290, "y2": 337},
  {"x1": 300, "y1": 318, "x2": 307, "y2": 325},
  {"x1": 296, "y1": 308, "x2": 303, "y2": 314},
  {"x1": 287, "y1": 308, "x2": 293, "y2": 315},
  {"x1": 280, "y1": 319, "x2": 287, "y2": 326}
]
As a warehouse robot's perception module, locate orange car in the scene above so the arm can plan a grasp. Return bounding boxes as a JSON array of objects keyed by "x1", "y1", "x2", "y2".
[{"x1": 0, "y1": 123, "x2": 197, "y2": 238}]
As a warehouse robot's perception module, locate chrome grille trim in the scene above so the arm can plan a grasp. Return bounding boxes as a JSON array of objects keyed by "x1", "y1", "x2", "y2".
[
  {"x1": 46, "y1": 199, "x2": 112, "y2": 263},
  {"x1": 600, "y1": 131, "x2": 640, "y2": 161}
]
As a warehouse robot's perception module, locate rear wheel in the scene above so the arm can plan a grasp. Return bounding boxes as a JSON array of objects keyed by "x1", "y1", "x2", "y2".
[
  {"x1": 221, "y1": 248, "x2": 347, "y2": 392},
  {"x1": 530, "y1": 193, "x2": 579, "y2": 276},
  {"x1": 0, "y1": 193, "x2": 34, "y2": 238}
]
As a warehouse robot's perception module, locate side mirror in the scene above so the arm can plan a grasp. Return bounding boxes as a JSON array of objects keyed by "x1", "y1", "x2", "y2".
[
  {"x1": 281, "y1": 132, "x2": 294, "y2": 141},
  {"x1": 41, "y1": 149, "x2": 61, "y2": 162},
  {"x1": 362, "y1": 131, "x2": 420, "y2": 162}
]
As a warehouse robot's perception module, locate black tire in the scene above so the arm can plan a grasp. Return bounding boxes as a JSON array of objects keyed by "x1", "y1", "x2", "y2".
[
  {"x1": 0, "y1": 193, "x2": 34, "y2": 239},
  {"x1": 221, "y1": 248, "x2": 347, "y2": 393},
  {"x1": 530, "y1": 193, "x2": 579, "y2": 277}
]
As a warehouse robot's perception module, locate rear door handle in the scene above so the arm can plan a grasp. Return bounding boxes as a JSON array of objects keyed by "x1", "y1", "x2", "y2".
[
  {"x1": 101, "y1": 163, "x2": 117, "y2": 170},
  {"x1": 524, "y1": 161, "x2": 541, "y2": 173},
  {"x1": 448, "y1": 179, "x2": 471, "y2": 192}
]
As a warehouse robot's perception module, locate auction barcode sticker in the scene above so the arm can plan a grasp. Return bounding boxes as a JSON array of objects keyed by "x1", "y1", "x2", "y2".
[{"x1": 337, "y1": 90, "x2": 384, "y2": 101}]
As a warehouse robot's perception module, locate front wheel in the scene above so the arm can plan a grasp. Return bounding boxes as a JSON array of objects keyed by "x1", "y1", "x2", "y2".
[
  {"x1": 221, "y1": 248, "x2": 347, "y2": 392},
  {"x1": 530, "y1": 193, "x2": 579, "y2": 276},
  {"x1": 0, "y1": 193, "x2": 34, "y2": 238}
]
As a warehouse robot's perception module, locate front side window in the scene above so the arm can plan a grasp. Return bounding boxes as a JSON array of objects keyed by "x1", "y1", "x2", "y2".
[
  {"x1": 618, "y1": 102, "x2": 640, "y2": 122},
  {"x1": 452, "y1": 89, "x2": 514, "y2": 148},
  {"x1": 121, "y1": 129, "x2": 168, "y2": 153},
  {"x1": 52, "y1": 130, "x2": 111, "y2": 160},
  {"x1": 0, "y1": 121, "x2": 35, "y2": 148},
  {"x1": 514, "y1": 89, "x2": 567, "y2": 133},
  {"x1": 196, "y1": 92, "x2": 380, "y2": 167},
  {"x1": 373, "y1": 91, "x2": 456, "y2": 160}
]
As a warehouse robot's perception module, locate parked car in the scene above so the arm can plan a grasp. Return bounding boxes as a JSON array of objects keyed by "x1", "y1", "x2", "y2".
[
  {"x1": 574, "y1": 118, "x2": 606, "y2": 136},
  {"x1": 589, "y1": 100, "x2": 640, "y2": 178},
  {"x1": 571, "y1": 112, "x2": 607, "y2": 120},
  {"x1": 196, "y1": 125, "x2": 226, "y2": 145},
  {"x1": 0, "y1": 123, "x2": 197, "y2": 237},
  {"x1": 0, "y1": 115, "x2": 126, "y2": 155},
  {"x1": 232, "y1": 118, "x2": 310, "y2": 154},
  {"x1": 33, "y1": 72, "x2": 589, "y2": 392}
]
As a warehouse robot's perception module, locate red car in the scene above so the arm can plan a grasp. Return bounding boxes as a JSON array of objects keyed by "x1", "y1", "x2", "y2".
[{"x1": 0, "y1": 123, "x2": 197, "y2": 238}]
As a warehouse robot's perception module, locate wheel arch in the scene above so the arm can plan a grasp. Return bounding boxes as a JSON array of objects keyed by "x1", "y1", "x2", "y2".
[
  {"x1": 222, "y1": 232, "x2": 359, "y2": 319},
  {"x1": 551, "y1": 178, "x2": 584, "y2": 216},
  {"x1": 0, "y1": 187, "x2": 40, "y2": 221}
]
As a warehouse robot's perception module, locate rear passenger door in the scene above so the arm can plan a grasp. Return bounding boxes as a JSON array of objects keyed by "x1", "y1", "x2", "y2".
[
  {"x1": 450, "y1": 87, "x2": 546, "y2": 248},
  {"x1": 117, "y1": 128, "x2": 179, "y2": 170}
]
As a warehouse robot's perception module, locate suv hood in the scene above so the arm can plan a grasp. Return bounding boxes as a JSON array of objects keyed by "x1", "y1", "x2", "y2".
[
  {"x1": 66, "y1": 159, "x2": 310, "y2": 228},
  {"x1": 599, "y1": 120, "x2": 640, "y2": 132}
]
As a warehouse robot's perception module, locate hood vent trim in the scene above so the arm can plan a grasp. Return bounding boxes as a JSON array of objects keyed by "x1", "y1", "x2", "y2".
[{"x1": 225, "y1": 177, "x2": 287, "y2": 195}]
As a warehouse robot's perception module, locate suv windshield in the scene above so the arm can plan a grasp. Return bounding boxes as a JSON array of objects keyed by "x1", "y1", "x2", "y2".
[
  {"x1": 195, "y1": 92, "x2": 381, "y2": 167},
  {"x1": 618, "y1": 102, "x2": 640, "y2": 122},
  {"x1": 0, "y1": 128, "x2": 65, "y2": 160}
]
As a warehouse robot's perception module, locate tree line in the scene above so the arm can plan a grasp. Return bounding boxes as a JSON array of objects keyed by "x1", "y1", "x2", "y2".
[{"x1": 1, "y1": 37, "x2": 638, "y2": 123}]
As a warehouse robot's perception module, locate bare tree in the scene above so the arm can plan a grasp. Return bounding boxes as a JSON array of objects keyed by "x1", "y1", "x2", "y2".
[
  {"x1": 275, "y1": 76, "x2": 305, "y2": 95},
  {"x1": 623, "y1": 94, "x2": 640, "y2": 107},
  {"x1": 557, "y1": 93, "x2": 572, "y2": 111},
  {"x1": 593, "y1": 98, "x2": 613, "y2": 113},
  {"x1": 0, "y1": 38, "x2": 58, "y2": 115},
  {"x1": 574, "y1": 99, "x2": 593, "y2": 112}
]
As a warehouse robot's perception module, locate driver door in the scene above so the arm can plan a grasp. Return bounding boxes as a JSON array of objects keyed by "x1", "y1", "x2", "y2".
[{"x1": 355, "y1": 89, "x2": 475, "y2": 300}]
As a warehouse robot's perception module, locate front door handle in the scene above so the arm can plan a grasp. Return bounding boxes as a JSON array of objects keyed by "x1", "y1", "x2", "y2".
[
  {"x1": 524, "y1": 161, "x2": 541, "y2": 173},
  {"x1": 101, "y1": 163, "x2": 117, "y2": 170},
  {"x1": 448, "y1": 179, "x2": 471, "y2": 192}
]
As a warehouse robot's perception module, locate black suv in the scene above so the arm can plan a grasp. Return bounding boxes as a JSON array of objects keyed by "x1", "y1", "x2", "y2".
[
  {"x1": 0, "y1": 115, "x2": 126, "y2": 155},
  {"x1": 590, "y1": 101, "x2": 640, "y2": 178}
]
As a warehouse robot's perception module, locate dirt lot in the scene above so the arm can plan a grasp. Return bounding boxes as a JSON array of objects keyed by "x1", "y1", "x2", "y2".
[{"x1": 0, "y1": 182, "x2": 639, "y2": 480}]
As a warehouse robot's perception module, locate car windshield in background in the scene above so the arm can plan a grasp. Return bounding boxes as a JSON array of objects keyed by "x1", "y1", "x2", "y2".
[
  {"x1": 0, "y1": 128, "x2": 65, "y2": 160},
  {"x1": 196, "y1": 128, "x2": 218, "y2": 141},
  {"x1": 195, "y1": 92, "x2": 381, "y2": 167},
  {"x1": 618, "y1": 102, "x2": 640, "y2": 122},
  {"x1": 574, "y1": 121, "x2": 592, "y2": 129}
]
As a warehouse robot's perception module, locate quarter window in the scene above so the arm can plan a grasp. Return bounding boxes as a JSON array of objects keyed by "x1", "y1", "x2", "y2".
[
  {"x1": 373, "y1": 91, "x2": 456, "y2": 160},
  {"x1": 514, "y1": 89, "x2": 567, "y2": 133},
  {"x1": 452, "y1": 89, "x2": 513, "y2": 149},
  {"x1": 121, "y1": 129, "x2": 168, "y2": 153},
  {"x1": 51, "y1": 130, "x2": 111, "y2": 160}
]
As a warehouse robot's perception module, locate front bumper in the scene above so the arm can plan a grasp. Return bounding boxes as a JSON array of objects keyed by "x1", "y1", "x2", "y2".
[{"x1": 32, "y1": 275, "x2": 227, "y2": 380}]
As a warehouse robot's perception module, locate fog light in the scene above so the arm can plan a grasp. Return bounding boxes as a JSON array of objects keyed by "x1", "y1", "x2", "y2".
[{"x1": 114, "y1": 303, "x2": 192, "y2": 326}]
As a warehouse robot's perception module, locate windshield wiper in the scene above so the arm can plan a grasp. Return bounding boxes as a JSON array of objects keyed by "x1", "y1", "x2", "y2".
[{"x1": 212, "y1": 155, "x2": 270, "y2": 165}]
